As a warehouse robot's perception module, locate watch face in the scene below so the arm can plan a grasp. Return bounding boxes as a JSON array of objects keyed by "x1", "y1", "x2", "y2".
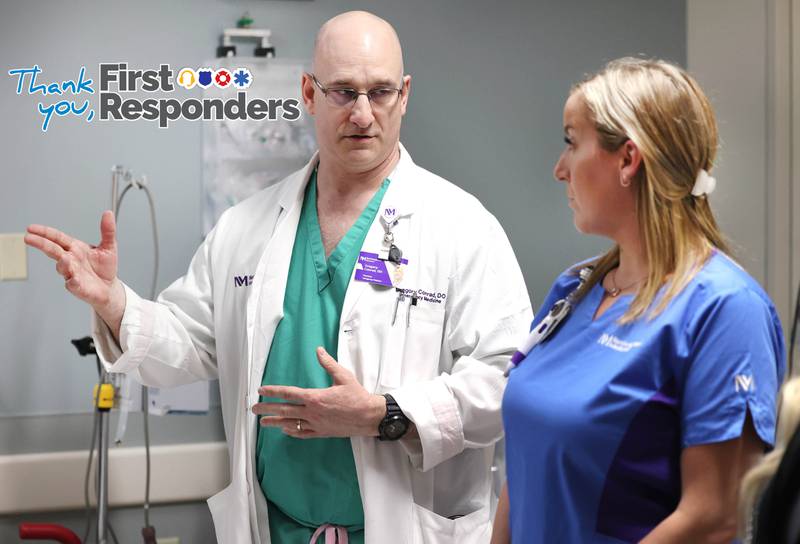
[{"x1": 383, "y1": 415, "x2": 408, "y2": 440}]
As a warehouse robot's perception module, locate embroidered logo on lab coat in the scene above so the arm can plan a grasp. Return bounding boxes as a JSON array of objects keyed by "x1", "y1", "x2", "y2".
[{"x1": 233, "y1": 274, "x2": 254, "y2": 287}]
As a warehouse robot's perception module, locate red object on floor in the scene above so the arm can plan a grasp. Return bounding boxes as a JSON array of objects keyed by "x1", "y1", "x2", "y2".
[{"x1": 19, "y1": 523, "x2": 82, "y2": 544}]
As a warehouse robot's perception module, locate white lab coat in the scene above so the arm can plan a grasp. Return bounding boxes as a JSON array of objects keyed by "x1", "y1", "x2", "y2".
[{"x1": 93, "y1": 144, "x2": 532, "y2": 544}]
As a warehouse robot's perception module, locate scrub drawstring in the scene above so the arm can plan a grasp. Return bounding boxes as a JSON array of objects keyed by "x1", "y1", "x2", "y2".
[{"x1": 309, "y1": 523, "x2": 348, "y2": 544}]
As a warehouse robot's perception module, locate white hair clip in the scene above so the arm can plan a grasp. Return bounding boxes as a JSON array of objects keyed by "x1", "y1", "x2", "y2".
[{"x1": 691, "y1": 169, "x2": 716, "y2": 197}]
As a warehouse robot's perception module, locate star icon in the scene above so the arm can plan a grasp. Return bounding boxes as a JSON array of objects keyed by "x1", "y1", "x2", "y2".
[{"x1": 232, "y1": 68, "x2": 253, "y2": 89}]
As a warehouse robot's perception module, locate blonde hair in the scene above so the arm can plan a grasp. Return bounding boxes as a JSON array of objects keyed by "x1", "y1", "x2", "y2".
[
  {"x1": 738, "y1": 378, "x2": 800, "y2": 536},
  {"x1": 571, "y1": 57, "x2": 730, "y2": 322}
]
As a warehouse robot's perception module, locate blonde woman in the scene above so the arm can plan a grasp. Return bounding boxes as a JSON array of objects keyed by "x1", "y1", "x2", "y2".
[
  {"x1": 739, "y1": 377, "x2": 800, "y2": 543},
  {"x1": 493, "y1": 58, "x2": 785, "y2": 543}
]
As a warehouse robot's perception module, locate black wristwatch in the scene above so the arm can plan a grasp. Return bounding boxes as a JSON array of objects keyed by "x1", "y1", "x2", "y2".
[{"x1": 378, "y1": 394, "x2": 410, "y2": 441}]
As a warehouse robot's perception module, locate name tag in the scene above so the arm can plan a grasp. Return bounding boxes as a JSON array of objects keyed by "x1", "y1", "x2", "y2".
[{"x1": 355, "y1": 251, "x2": 408, "y2": 287}]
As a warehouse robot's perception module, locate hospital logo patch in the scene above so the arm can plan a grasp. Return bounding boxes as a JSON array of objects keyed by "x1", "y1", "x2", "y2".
[
  {"x1": 735, "y1": 374, "x2": 754, "y2": 393},
  {"x1": 597, "y1": 333, "x2": 642, "y2": 353},
  {"x1": 234, "y1": 274, "x2": 254, "y2": 287}
]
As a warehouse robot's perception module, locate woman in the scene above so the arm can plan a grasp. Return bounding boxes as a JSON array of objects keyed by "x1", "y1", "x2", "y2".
[{"x1": 492, "y1": 58, "x2": 785, "y2": 543}]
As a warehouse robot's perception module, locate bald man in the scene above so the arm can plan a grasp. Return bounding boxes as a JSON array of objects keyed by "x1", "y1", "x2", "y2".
[{"x1": 26, "y1": 11, "x2": 531, "y2": 544}]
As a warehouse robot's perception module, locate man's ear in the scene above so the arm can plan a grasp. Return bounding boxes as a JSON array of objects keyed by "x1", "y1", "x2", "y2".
[
  {"x1": 301, "y1": 73, "x2": 316, "y2": 116},
  {"x1": 399, "y1": 75, "x2": 411, "y2": 116}
]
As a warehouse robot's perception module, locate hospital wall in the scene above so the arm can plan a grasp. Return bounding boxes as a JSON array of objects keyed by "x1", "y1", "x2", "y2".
[
  {"x1": 0, "y1": 0, "x2": 687, "y2": 541},
  {"x1": 688, "y1": 0, "x2": 800, "y2": 337}
]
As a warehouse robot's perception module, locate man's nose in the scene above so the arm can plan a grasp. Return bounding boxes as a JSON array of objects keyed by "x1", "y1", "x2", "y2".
[{"x1": 349, "y1": 94, "x2": 375, "y2": 128}]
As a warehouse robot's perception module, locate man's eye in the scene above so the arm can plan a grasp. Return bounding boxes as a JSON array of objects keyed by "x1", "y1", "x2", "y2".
[
  {"x1": 331, "y1": 89, "x2": 356, "y2": 99},
  {"x1": 369, "y1": 89, "x2": 394, "y2": 98}
]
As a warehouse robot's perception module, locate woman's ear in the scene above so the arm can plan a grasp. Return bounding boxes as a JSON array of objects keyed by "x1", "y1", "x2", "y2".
[{"x1": 619, "y1": 139, "x2": 643, "y2": 184}]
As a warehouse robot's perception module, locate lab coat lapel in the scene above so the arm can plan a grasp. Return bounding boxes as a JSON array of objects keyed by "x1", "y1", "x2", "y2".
[
  {"x1": 239, "y1": 154, "x2": 318, "y2": 544},
  {"x1": 247, "y1": 154, "x2": 318, "y2": 391}
]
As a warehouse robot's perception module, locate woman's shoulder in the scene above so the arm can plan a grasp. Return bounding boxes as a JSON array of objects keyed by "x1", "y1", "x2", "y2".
[
  {"x1": 689, "y1": 251, "x2": 774, "y2": 309},
  {"x1": 678, "y1": 251, "x2": 783, "y2": 339}
]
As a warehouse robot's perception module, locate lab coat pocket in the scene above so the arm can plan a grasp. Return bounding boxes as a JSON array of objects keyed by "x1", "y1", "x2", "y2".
[
  {"x1": 379, "y1": 303, "x2": 446, "y2": 389},
  {"x1": 411, "y1": 503, "x2": 492, "y2": 544}
]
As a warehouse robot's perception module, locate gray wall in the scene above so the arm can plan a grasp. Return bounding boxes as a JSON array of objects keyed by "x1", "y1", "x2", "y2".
[
  {"x1": 0, "y1": 0, "x2": 685, "y2": 541},
  {"x1": 687, "y1": 0, "x2": 768, "y2": 285}
]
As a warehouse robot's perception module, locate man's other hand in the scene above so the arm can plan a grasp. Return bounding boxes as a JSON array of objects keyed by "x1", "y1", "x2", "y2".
[{"x1": 253, "y1": 347, "x2": 386, "y2": 438}]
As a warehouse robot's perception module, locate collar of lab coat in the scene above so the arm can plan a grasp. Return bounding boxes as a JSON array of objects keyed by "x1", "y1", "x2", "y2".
[{"x1": 276, "y1": 142, "x2": 419, "y2": 219}]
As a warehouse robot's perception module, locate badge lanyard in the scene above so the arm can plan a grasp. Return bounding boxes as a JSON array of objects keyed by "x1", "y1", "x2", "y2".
[
  {"x1": 379, "y1": 206, "x2": 415, "y2": 326},
  {"x1": 504, "y1": 266, "x2": 593, "y2": 376},
  {"x1": 353, "y1": 204, "x2": 408, "y2": 292},
  {"x1": 379, "y1": 207, "x2": 403, "y2": 265}
]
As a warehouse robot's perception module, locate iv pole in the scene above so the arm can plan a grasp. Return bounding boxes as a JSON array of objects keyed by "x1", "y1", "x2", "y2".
[
  {"x1": 95, "y1": 165, "x2": 158, "y2": 544},
  {"x1": 23, "y1": 165, "x2": 156, "y2": 544},
  {"x1": 92, "y1": 164, "x2": 126, "y2": 544},
  {"x1": 87, "y1": 165, "x2": 125, "y2": 544}
]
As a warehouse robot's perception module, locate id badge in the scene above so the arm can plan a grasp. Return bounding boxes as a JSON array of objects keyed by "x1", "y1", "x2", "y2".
[{"x1": 355, "y1": 251, "x2": 408, "y2": 287}]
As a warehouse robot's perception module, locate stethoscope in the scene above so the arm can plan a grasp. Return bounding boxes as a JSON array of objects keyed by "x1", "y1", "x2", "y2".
[{"x1": 504, "y1": 266, "x2": 593, "y2": 376}]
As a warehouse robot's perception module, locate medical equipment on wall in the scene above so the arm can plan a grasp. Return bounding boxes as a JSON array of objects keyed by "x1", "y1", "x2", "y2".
[
  {"x1": 217, "y1": 13, "x2": 276, "y2": 58},
  {"x1": 202, "y1": 56, "x2": 316, "y2": 234}
]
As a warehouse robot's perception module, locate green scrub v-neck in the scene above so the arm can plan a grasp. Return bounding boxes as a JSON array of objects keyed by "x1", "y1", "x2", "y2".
[{"x1": 256, "y1": 170, "x2": 389, "y2": 543}]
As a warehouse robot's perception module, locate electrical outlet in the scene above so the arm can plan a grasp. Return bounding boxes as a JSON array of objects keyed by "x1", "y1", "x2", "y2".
[
  {"x1": 0, "y1": 233, "x2": 27, "y2": 280},
  {"x1": 156, "y1": 538, "x2": 180, "y2": 544}
]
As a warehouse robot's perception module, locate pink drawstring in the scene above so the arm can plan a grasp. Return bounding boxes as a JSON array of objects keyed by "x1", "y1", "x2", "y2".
[{"x1": 309, "y1": 523, "x2": 348, "y2": 544}]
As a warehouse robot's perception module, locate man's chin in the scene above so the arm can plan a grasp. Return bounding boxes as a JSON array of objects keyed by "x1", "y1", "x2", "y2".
[
  {"x1": 342, "y1": 147, "x2": 378, "y2": 164},
  {"x1": 324, "y1": 141, "x2": 397, "y2": 172}
]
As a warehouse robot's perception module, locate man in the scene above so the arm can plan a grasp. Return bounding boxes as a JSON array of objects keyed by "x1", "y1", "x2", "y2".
[{"x1": 25, "y1": 11, "x2": 531, "y2": 544}]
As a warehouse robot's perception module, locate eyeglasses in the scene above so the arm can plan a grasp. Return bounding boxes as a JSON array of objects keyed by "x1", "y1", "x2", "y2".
[{"x1": 309, "y1": 74, "x2": 403, "y2": 109}]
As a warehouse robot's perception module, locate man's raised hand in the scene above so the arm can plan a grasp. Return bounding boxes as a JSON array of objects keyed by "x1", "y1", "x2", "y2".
[{"x1": 25, "y1": 210, "x2": 126, "y2": 336}]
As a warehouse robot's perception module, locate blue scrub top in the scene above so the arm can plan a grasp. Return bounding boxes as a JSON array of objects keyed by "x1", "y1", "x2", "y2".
[{"x1": 502, "y1": 251, "x2": 785, "y2": 543}]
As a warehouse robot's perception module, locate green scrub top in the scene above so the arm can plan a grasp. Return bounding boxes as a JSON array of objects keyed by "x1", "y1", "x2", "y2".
[{"x1": 256, "y1": 170, "x2": 390, "y2": 543}]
